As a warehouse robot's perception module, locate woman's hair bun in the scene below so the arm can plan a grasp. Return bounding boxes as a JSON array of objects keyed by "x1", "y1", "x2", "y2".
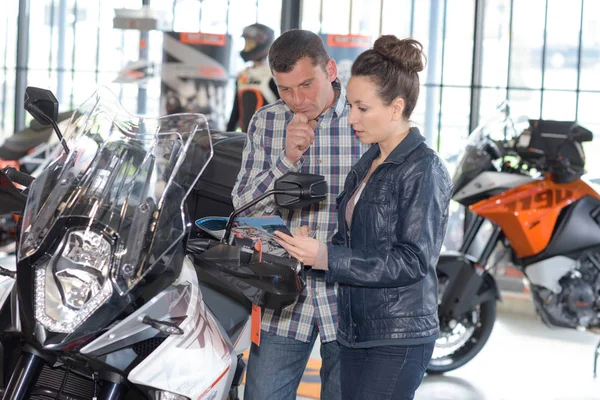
[{"x1": 373, "y1": 35, "x2": 425, "y2": 73}]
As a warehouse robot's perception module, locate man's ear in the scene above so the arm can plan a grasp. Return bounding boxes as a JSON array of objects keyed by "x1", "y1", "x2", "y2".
[
  {"x1": 391, "y1": 97, "x2": 405, "y2": 121},
  {"x1": 325, "y1": 59, "x2": 338, "y2": 83}
]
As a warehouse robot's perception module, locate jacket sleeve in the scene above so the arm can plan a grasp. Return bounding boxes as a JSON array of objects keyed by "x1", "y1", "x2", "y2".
[
  {"x1": 326, "y1": 158, "x2": 452, "y2": 288},
  {"x1": 231, "y1": 112, "x2": 302, "y2": 216},
  {"x1": 330, "y1": 229, "x2": 345, "y2": 246}
]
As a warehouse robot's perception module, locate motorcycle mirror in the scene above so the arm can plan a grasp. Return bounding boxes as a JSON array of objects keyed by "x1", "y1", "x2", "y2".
[
  {"x1": 24, "y1": 87, "x2": 69, "y2": 153},
  {"x1": 0, "y1": 168, "x2": 27, "y2": 215},
  {"x1": 222, "y1": 172, "x2": 328, "y2": 244},
  {"x1": 0, "y1": 266, "x2": 16, "y2": 279},
  {"x1": 274, "y1": 172, "x2": 327, "y2": 209},
  {"x1": 24, "y1": 87, "x2": 58, "y2": 126}
]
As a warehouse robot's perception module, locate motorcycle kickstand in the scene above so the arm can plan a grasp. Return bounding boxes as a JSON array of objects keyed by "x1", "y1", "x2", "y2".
[{"x1": 594, "y1": 340, "x2": 600, "y2": 378}]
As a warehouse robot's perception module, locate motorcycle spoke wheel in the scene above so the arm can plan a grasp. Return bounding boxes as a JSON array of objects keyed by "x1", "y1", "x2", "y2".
[
  {"x1": 428, "y1": 274, "x2": 497, "y2": 374},
  {"x1": 432, "y1": 309, "x2": 479, "y2": 360}
]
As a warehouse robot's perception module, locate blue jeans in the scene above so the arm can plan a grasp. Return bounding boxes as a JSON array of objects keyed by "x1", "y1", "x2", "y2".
[
  {"x1": 340, "y1": 342, "x2": 435, "y2": 400},
  {"x1": 244, "y1": 329, "x2": 341, "y2": 400}
]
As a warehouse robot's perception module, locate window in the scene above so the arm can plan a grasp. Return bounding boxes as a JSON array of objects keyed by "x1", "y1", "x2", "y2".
[
  {"x1": 0, "y1": 1, "x2": 19, "y2": 138},
  {"x1": 0, "y1": 0, "x2": 280, "y2": 136}
]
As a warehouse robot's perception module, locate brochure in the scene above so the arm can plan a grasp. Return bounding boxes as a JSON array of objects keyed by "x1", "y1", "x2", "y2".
[{"x1": 195, "y1": 215, "x2": 292, "y2": 257}]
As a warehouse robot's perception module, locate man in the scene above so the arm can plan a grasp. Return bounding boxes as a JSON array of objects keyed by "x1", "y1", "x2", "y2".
[
  {"x1": 232, "y1": 29, "x2": 368, "y2": 400},
  {"x1": 226, "y1": 23, "x2": 280, "y2": 132}
]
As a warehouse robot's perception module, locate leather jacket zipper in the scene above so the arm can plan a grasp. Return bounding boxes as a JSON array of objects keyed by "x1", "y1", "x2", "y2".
[{"x1": 346, "y1": 169, "x2": 367, "y2": 347}]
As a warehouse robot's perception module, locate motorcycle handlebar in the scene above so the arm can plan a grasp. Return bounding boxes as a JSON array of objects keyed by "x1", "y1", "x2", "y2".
[
  {"x1": 260, "y1": 252, "x2": 302, "y2": 273},
  {"x1": 187, "y1": 237, "x2": 217, "y2": 254},
  {"x1": 187, "y1": 237, "x2": 302, "y2": 273},
  {"x1": 3, "y1": 167, "x2": 35, "y2": 187}
]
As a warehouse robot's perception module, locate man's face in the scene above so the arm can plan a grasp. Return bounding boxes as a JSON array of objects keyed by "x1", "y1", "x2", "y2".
[{"x1": 273, "y1": 57, "x2": 337, "y2": 120}]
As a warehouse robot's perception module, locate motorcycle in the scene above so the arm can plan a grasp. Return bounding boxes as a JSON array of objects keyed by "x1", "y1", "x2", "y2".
[
  {"x1": 0, "y1": 85, "x2": 327, "y2": 399},
  {"x1": 428, "y1": 102, "x2": 598, "y2": 374}
]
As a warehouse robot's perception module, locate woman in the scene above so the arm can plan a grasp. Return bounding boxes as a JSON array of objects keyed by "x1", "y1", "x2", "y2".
[{"x1": 274, "y1": 35, "x2": 453, "y2": 400}]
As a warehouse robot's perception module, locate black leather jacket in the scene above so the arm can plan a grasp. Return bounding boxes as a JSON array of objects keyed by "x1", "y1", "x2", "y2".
[{"x1": 326, "y1": 128, "x2": 453, "y2": 346}]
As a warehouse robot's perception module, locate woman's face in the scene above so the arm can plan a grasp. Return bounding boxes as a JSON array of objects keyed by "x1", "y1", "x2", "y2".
[{"x1": 346, "y1": 75, "x2": 401, "y2": 145}]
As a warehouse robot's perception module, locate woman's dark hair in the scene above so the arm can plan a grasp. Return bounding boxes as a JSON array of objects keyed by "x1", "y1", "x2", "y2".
[
  {"x1": 351, "y1": 35, "x2": 426, "y2": 119},
  {"x1": 268, "y1": 29, "x2": 330, "y2": 73}
]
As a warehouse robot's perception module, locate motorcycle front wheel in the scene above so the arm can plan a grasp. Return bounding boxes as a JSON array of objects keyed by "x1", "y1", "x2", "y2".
[{"x1": 427, "y1": 277, "x2": 497, "y2": 374}]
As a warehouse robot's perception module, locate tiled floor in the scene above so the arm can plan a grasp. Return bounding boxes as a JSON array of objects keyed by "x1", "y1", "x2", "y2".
[{"x1": 241, "y1": 305, "x2": 600, "y2": 399}]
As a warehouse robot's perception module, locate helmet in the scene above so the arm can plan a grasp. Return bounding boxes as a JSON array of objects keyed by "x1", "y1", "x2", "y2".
[{"x1": 240, "y1": 23, "x2": 274, "y2": 62}]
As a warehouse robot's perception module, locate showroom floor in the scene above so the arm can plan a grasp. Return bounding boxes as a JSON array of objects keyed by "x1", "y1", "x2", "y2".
[{"x1": 240, "y1": 301, "x2": 600, "y2": 400}]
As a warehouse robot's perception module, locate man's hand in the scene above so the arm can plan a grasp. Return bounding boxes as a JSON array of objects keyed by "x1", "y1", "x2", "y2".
[
  {"x1": 284, "y1": 113, "x2": 317, "y2": 164},
  {"x1": 294, "y1": 225, "x2": 311, "y2": 237}
]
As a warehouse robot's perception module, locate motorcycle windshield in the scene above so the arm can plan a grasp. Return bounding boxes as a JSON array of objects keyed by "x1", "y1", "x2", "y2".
[
  {"x1": 452, "y1": 128, "x2": 492, "y2": 193},
  {"x1": 19, "y1": 87, "x2": 213, "y2": 301},
  {"x1": 452, "y1": 102, "x2": 525, "y2": 194}
]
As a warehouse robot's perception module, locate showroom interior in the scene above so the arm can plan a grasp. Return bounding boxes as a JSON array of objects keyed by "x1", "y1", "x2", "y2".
[{"x1": 1, "y1": 0, "x2": 600, "y2": 399}]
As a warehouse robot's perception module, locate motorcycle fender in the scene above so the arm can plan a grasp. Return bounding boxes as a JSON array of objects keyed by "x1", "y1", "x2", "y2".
[{"x1": 437, "y1": 252, "x2": 501, "y2": 318}]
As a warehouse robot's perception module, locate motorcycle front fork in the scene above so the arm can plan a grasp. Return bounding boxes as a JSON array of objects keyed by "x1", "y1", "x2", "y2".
[
  {"x1": 96, "y1": 380, "x2": 126, "y2": 400},
  {"x1": 2, "y1": 351, "x2": 43, "y2": 399},
  {"x1": 2, "y1": 351, "x2": 126, "y2": 400}
]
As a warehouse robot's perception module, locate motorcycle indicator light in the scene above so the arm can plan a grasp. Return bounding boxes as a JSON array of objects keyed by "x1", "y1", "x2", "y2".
[
  {"x1": 35, "y1": 229, "x2": 113, "y2": 333},
  {"x1": 154, "y1": 390, "x2": 190, "y2": 400}
]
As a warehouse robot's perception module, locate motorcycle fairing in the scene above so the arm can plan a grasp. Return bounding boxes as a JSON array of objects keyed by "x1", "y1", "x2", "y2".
[
  {"x1": 470, "y1": 175, "x2": 600, "y2": 258},
  {"x1": 453, "y1": 171, "x2": 536, "y2": 204},
  {"x1": 127, "y1": 258, "x2": 237, "y2": 399},
  {"x1": 521, "y1": 195, "x2": 600, "y2": 264},
  {"x1": 525, "y1": 255, "x2": 578, "y2": 294},
  {"x1": 80, "y1": 281, "x2": 191, "y2": 357}
]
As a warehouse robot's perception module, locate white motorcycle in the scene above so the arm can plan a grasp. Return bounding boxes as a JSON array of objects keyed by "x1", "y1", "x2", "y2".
[{"x1": 0, "y1": 86, "x2": 325, "y2": 400}]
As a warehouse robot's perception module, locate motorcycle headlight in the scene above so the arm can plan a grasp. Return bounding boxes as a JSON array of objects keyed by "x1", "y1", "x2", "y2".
[{"x1": 35, "y1": 229, "x2": 113, "y2": 333}]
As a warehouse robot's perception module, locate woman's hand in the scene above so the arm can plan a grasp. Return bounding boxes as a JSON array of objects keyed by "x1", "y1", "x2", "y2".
[{"x1": 274, "y1": 230, "x2": 321, "y2": 267}]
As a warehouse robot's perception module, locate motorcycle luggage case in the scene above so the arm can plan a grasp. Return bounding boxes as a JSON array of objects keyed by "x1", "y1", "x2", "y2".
[
  {"x1": 516, "y1": 119, "x2": 586, "y2": 183},
  {"x1": 188, "y1": 131, "x2": 245, "y2": 221}
]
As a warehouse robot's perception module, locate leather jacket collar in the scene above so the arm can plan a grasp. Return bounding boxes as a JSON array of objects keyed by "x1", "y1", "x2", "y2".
[{"x1": 352, "y1": 127, "x2": 427, "y2": 176}]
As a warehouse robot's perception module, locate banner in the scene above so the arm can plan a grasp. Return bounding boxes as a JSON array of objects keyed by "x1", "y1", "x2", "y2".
[
  {"x1": 320, "y1": 34, "x2": 372, "y2": 86},
  {"x1": 161, "y1": 32, "x2": 232, "y2": 131}
]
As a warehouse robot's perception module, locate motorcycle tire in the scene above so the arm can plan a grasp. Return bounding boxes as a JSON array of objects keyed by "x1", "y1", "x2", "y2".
[{"x1": 426, "y1": 298, "x2": 496, "y2": 374}]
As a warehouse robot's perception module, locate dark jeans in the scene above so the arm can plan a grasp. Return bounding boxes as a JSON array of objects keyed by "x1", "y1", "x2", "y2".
[
  {"x1": 340, "y1": 341, "x2": 435, "y2": 400},
  {"x1": 244, "y1": 329, "x2": 341, "y2": 400}
]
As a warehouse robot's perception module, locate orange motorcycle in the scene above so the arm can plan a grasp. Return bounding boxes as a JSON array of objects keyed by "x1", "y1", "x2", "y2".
[{"x1": 429, "y1": 103, "x2": 598, "y2": 373}]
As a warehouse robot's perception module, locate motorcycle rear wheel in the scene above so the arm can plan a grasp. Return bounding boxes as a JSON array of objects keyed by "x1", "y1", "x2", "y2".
[{"x1": 427, "y1": 298, "x2": 496, "y2": 374}]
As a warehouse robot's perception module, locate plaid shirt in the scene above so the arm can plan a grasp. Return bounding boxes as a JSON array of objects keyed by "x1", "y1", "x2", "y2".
[{"x1": 232, "y1": 80, "x2": 368, "y2": 343}]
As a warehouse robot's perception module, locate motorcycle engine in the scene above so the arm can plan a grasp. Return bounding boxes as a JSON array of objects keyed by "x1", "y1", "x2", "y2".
[
  {"x1": 561, "y1": 276, "x2": 596, "y2": 327},
  {"x1": 536, "y1": 255, "x2": 600, "y2": 329}
]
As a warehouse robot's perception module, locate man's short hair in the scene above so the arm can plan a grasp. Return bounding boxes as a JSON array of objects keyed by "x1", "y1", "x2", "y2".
[{"x1": 268, "y1": 29, "x2": 330, "y2": 73}]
